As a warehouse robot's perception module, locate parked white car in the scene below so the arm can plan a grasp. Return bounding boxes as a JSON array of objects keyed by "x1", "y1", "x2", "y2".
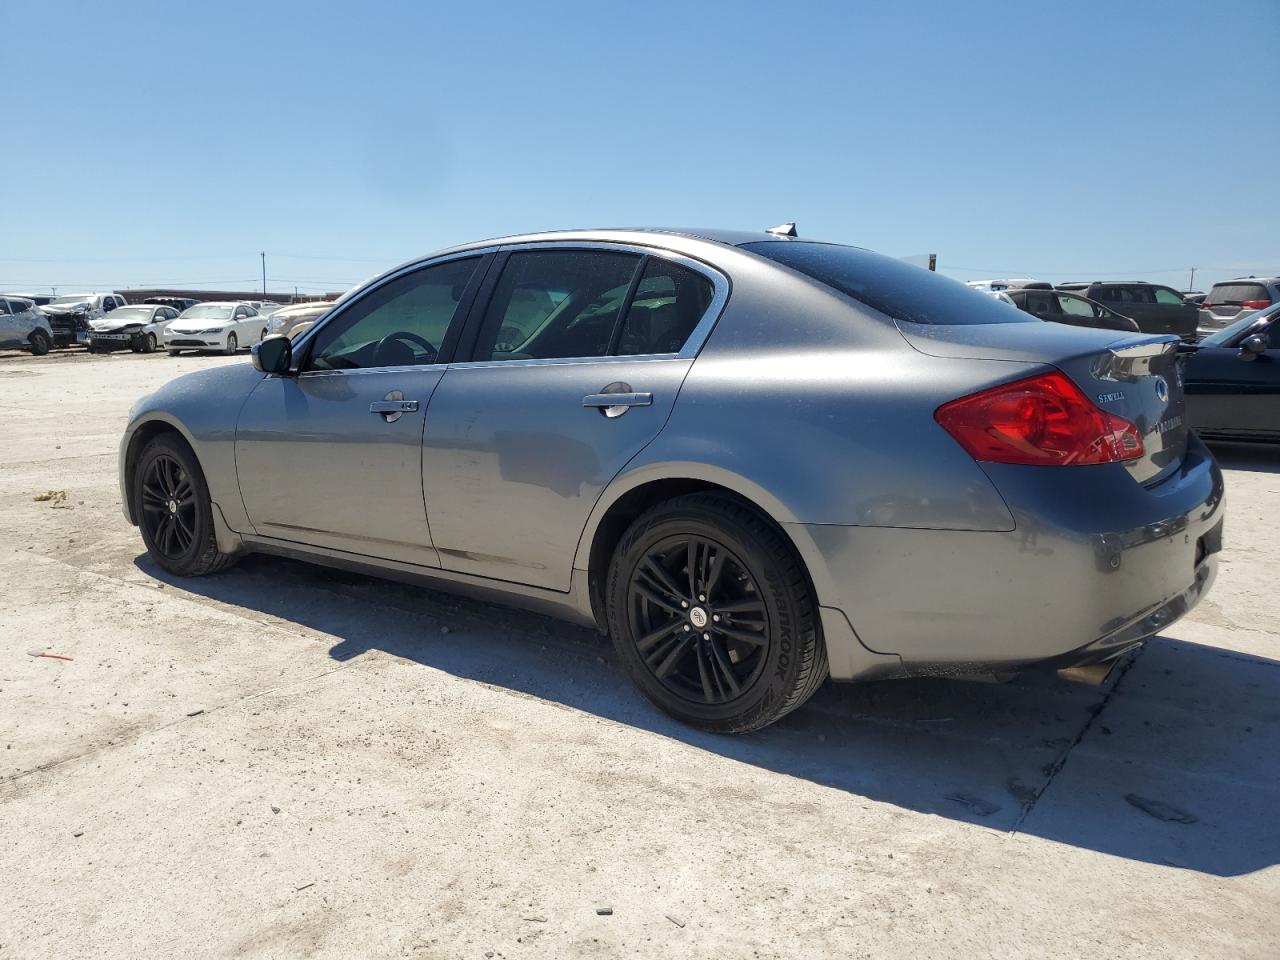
[
  {"x1": 86, "y1": 304, "x2": 182, "y2": 354},
  {"x1": 163, "y1": 302, "x2": 264, "y2": 356},
  {"x1": 0, "y1": 296, "x2": 55, "y2": 355}
]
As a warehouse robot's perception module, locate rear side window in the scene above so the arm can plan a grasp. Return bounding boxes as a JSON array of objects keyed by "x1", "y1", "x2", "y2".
[
  {"x1": 614, "y1": 259, "x2": 713, "y2": 355},
  {"x1": 1153, "y1": 287, "x2": 1184, "y2": 305},
  {"x1": 477, "y1": 250, "x2": 641, "y2": 361},
  {"x1": 1022, "y1": 292, "x2": 1058, "y2": 318},
  {"x1": 1206, "y1": 282, "x2": 1269, "y2": 306},
  {"x1": 742, "y1": 241, "x2": 1033, "y2": 325}
]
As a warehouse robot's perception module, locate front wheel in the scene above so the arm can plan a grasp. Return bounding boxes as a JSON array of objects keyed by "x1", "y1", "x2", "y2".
[
  {"x1": 144, "y1": 333, "x2": 157, "y2": 353},
  {"x1": 605, "y1": 493, "x2": 827, "y2": 733},
  {"x1": 29, "y1": 329, "x2": 51, "y2": 356},
  {"x1": 223, "y1": 332, "x2": 238, "y2": 355},
  {"x1": 133, "y1": 434, "x2": 238, "y2": 577}
]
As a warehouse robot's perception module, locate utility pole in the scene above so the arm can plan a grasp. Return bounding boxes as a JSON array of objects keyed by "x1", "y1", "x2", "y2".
[
  {"x1": 260, "y1": 252, "x2": 267, "y2": 297},
  {"x1": 1188, "y1": 267, "x2": 1196, "y2": 292},
  {"x1": 928, "y1": 254, "x2": 937, "y2": 272}
]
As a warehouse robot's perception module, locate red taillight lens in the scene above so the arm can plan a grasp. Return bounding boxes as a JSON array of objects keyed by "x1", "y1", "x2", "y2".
[
  {"x1": 935, "y1": 371, "x2": 1144, "y2": 466},
  {"x1": 1240, "y1": 299, "x2": 1270, "y2": 310}
]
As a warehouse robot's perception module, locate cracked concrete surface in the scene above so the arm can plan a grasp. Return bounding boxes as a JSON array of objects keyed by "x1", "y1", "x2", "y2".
[{"x1": 1, "y1": 350, "x2": 1277, "y2": 958}]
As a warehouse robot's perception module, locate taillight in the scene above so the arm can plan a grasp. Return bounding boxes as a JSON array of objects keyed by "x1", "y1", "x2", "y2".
[
  {"x1": 1240, "y1": 299, "x2": 1270, "y2": 310},
  {"x1": 935, "y1": 370, "x2": 1144, "y2": 466}
]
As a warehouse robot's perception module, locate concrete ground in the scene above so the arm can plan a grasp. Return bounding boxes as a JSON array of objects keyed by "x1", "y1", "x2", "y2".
[{"x1": 1, "y1": 347, "x2": 1277, "y2": 959}]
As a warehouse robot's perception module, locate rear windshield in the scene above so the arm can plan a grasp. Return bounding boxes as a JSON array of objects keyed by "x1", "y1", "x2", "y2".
[
  {"x1": 1205, "y1": 282, "x2": 1269, "y2": 306},
  {"x1": 742, "y1": 241, "x2": 1033, "y2": 325}
]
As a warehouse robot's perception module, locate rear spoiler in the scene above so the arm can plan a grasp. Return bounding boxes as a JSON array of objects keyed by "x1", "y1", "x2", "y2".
[{"x1": 1093, "y1": 335, "x2": 1179, "y2": 379}]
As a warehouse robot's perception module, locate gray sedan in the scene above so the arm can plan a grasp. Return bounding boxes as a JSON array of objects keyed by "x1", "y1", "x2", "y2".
[{"x1": 119, "y1": 228, "x2": 1224, "y2": 732}]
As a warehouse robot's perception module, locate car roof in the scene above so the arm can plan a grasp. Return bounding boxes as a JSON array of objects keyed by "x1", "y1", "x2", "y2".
[
  {"x1": 429, "y1": 226, "x2": 840, "y2": 258},
  {"x1": 1210, "y1": 276, "x2": 1280, "y2": 285}
]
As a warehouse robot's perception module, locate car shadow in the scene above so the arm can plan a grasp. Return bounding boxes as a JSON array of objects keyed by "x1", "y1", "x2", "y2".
[
  {"x1": 1208, "y1": 440, "x2": 1280, "y2": 474},
  {"x1": 136, "y1": 552, "x2": 1279, "y2": 878}
]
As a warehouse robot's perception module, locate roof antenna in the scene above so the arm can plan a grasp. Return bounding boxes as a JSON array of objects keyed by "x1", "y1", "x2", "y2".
[{"x1": 766, "y1": 221, "x2": 797, "y2": 237}]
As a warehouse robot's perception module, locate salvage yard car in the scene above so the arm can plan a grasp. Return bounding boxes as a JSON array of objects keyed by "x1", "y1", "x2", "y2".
[
  {"x1": 120, "y1": 228, "x2": 1224, "y2": 732},
  {"x1": 0, "y1": 296, "x2": 55, "y2": 355},
  {"x1": 87, "y1": 303, "x2": 181, "y2": 353},
  {"x1": 1183, "y1": 302, "x2": 1280, "y2": 443},
  {"x1": 264, "y1": 300, "x2": 335, "y2": 339},
  {"x1": 1196, "y1": 277, "x2": 1280, "y2": 338},
  {"x1": 163, "y1": 301, "x2": 264, "y2": 355},
  {"x1": 41, "y1": 292, "x2": 127, "y2": 346},
  {"x1": 1055, "y1": 282, "x2": 1198, "y2": 339},
  {"x1": 1004, "y1": 288, "x2": 1139, "y2": 332}
]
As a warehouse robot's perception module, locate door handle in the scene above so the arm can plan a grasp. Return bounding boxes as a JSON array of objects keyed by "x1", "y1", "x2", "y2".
[
  {"x1": 369, "y1": 400, "x2": 419, "y2": 413},
  {"x1": 582, "y1": 392, "x2": 652, "y2": 409},
  {"x1": 370, "y1": 390, "x2": 418, "y2": 423}
]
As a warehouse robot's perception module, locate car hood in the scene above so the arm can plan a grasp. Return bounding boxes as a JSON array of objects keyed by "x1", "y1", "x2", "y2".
[
  {"x1": 42, "y1": 302, "x2": 92, "y2": 315},
  {"x1": 90, "y1": 317, "x2": 144, "y2": 330}
]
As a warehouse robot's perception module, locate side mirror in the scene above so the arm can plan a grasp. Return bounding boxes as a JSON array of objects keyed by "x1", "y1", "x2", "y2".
[
  {"x1": 252, "y1": 334, "x2": 293, "y2": 374},
  {"x1": 1239, "y1": 334, "x2": 1267, "y2": 360}
]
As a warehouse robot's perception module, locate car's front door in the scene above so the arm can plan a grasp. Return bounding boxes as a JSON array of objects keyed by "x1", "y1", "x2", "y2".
[
  {"x1": 422, "y1": 246, "x2": 723, "y2": 591},
  {"x1": 1185, "y1": 317, "x2": 1280, "y2": 439},
  {"x1": 234, "y1": 254, "x2": 489, "y2": 565}
]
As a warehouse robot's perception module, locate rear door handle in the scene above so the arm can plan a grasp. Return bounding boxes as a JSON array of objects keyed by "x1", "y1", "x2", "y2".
[{"x1": 582, "y1": 392, "x2": 652, "y2": 409}]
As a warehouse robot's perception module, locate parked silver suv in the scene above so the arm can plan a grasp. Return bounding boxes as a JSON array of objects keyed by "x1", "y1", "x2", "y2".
[
  {"x1": 1197, "y1": 277, "x2": 1280, "y2": 338},
  {"x1": 0, "y1": 296, "x2": 55, "y2": 355}
]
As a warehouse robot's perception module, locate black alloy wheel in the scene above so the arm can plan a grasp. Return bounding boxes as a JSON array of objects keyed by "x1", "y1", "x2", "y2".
[
  {"x1": 140, "y1": 453, "x2": 198, "y2": 560},
  {"x1": 606, "y1": 493, "x2": 828, "y2": 733},
  {"x1": 627, "y1": 534, "x2": 769, "y2": 705}
]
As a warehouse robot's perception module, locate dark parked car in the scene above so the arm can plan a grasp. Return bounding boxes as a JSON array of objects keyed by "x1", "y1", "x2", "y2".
[
  {"x1": 1056, "y1": 282, "x2": 1197, "y2": 338},
  {"x1": 143, "y1": 296, "x2": 202, "y2": 312},
  {"x1": 1005, "y1": 288, "x2": 1139, "y2": 332},
  {"x1": 1196, "y1": 277, "x2": 1280, "y2": 339},
  {"x1": 1183, "y1": 302, "x2": 1280, "y2": 443}
]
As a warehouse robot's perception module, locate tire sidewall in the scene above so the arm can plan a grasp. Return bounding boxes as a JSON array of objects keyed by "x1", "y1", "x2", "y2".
[
  {"x1": 133, "y1": 436, "x2": 218, "y2": 576},
  {"x1": 606, "y1": 505, "x2": 804, "y2": 731},
  {"x1": 29, "y1": 331, "x2": 50, "y2": 356},
  {"x1": 225, "y1": 333, "x2": 238, "y2": 355}
]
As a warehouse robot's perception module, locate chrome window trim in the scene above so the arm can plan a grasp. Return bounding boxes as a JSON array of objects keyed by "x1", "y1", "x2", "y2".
[{"x1": 286, "y1": 239, "x2": 729, "y2": 377}]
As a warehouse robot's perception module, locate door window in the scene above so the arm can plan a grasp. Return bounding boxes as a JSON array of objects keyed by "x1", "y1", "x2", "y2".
[
  {"x1": 1154, "y1": 287, "x2": 1185, "y2": 305},
  {"x1": 614, "y1": 259, "x2": 714, "y2": 355},
  {"x1": 476, "y1": 250, "x2": 641, "y2": 361},
  {"x1": 1056, "y1": 294, "x2": 1096, "y2": 318},
  {"x1": 306, "y1": 256, "x2": 480, "y2": 370},
  {"x1": 0, "y1": 301, "x2": 11, "y2": 316},
  {"x1": 1023, "y1": 291, "x2": 1059, "y2": 318}
]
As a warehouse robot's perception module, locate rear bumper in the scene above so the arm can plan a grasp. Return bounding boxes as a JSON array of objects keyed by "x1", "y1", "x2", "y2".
[{"x1": 795, "y1": 435, "x2": 1224, "y2": 678}]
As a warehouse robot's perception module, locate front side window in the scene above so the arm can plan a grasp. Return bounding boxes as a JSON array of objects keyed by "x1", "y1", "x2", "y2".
[
  {"x1": 614, "y1": 259, "x2": 714, "y2": 355},
  {"x1": 1154, "y1": 287, "x2": 1184, "y2": 305},
  {"x1": 477, "y1": 250, "x2": 641, "y2": 361},
  {"x1": 307, "y1": 256, "x2": 479, "y2": 371},
  {"x1": 1057, "y1": 294, "x2": 1096, "y2": 318},
  {"x1": 1023, "y1": 292, "x2": 1058, "y2": 318}
]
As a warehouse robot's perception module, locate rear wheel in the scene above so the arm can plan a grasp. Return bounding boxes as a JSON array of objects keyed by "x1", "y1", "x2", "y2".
[
  {"x1": 28, "y1": 329, "x2": 51, "y2": 356},
  {"x1": 606, "y1": 493, "x2": 827, "y2": 733},
  {"x1": 223, "y1": 332, "x2": 238, "y2": 355},
  {"x1": 133, "y1": 434, "x2": 238, "y2": 577}
]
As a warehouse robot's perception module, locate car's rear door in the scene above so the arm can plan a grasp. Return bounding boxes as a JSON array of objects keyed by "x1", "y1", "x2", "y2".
[
  {"x1": 1152, "y1": 285, "x2": 1197, "y2": 338},
  {"x1": 234, "y1": 253, "x2": 491, "y2": 566},
  {"x1": 421, "y1": 244, "x2": 725, "y2": 591}
]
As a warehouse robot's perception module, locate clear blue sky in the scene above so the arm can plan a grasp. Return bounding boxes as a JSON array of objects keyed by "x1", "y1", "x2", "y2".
[{"x1": 3, "y1": 0, "x2": 1277, "y2": 296}]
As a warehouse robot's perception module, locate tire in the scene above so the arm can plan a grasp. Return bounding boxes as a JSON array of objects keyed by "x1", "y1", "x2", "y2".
[
  {"x1": 86, "y1": 343, "x2": 98, "y2": 354},
  {"x1": 130, "y1": 343, "x2": 142, "y2": 353},
  {"x1": 28, "y1": 329, "x2": 51, "y2": 356},
  {"x1": 132, "y1": 433, "x2": 238, "y2": 577},
  {"x1": 605, "y1": 493, "x2": 827, "y2": 733},
  {"x1": 260, "y1": 328, "x2": 267, "y2": 342},
  {"x1": 144, "y1": 333, "x2": 157, "y2": 354},
  {"x1": 223, "y1": 333, "x2": 238, "y2": 356}
]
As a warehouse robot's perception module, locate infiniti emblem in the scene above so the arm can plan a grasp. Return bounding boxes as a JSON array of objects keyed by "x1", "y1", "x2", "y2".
[
  {"x1": 1154, "y1": 377, "x2": 1169, "y2": 403},
  {"x1": 689, "y1": 607, "x2": 709, "y2": 629}
]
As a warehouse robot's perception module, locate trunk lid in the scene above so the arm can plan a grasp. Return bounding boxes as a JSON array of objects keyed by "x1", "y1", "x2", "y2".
[{"x1": 898, "y1": 320, "x2": 1187, "y2": 485}]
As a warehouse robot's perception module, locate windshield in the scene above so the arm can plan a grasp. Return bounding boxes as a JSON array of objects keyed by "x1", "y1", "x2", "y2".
[
  {"x1": 1199, "y1": 303, "x2": 1280, "y2": 346},
  {"x1": 106, "y1": 307, "x2": 154, "y2": 322},
  {"x1": 52, "y1": 294, "x2": 93, "y2": 305},
  {"x1": 179, "y1": 304, "x2": 235, "y2": 320},
  {"x1": 742, "y1": 241, "x2": 1034, "y2": 325}
]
